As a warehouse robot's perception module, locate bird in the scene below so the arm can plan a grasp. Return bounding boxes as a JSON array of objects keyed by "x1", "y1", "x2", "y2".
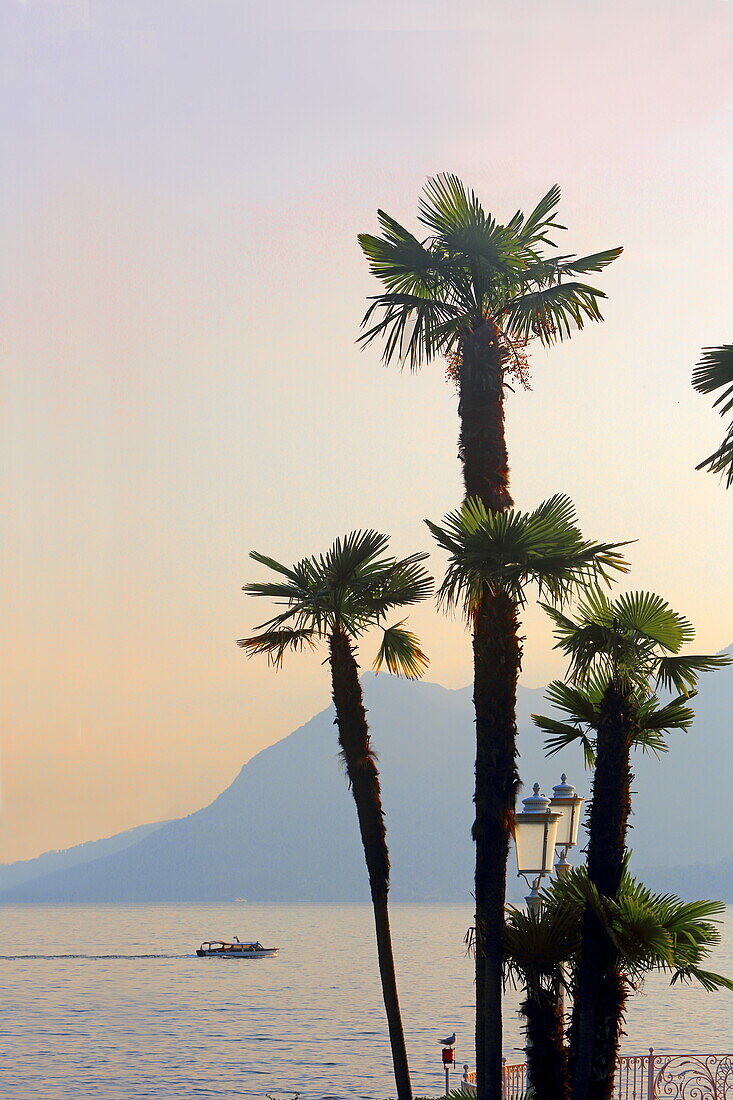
[{"x1": 439, "y1": 1033, "x2": 456, "y2": 1046}]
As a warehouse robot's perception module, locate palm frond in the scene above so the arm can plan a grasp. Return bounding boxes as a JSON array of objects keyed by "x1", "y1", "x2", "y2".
[
  {"x1": 373, "y1": 621, "x2": 429, "y2": 679},
  {"x1": 693, "y1": 344, "x2": 733, "y2": 487},
  {"x1": 237, "y1": 627, "x2": 317, "y2": 668},
  {"x1": 319, "y1": 529, "x2": 391, "y2": 586},
  {"x1": 241, "y1": 532, "x2": 432, "y2": 659},
  {"x1": 546, "y1": 866, "x2": 732, "y2": 991},
  {"x1": 358, "y1": 212, "x2": 445, "y2": 295},
  {"x1": 540, "y1": 588, "x2": 725, "y2": 703},
  {"x1": 638, "y1": 693, "x2": 695, "y2": 736},
  {"x1": 514, "y1": 184, "x2": 564, "y2": 248},
  {"x1": 358, "y1": 292, "x2": 462, "y2": 368},
  {"x1": 614, "y1": 591, "x2": 694, "y2": 652},
  {"x1": 426, "y1": 495, "x2": 628, "y2": 616},
  {"x1": 697, "y1": 429, "x2": 733, "y2": 487},
  {"x1": 692, "y1": 344, "x2": 733, "y2": 407},
  {"x1": 372, "y1": 553, "x2": 434, "y2": 612},
  {"x1": 557, "y1": 247, "x2": 623, "y2": 276},
  {"x1": 519, "y1": 248, "x2": 623, "y2": 287},
  {"x1": 671, "y1": 967, "x2": 733, "y2": 992},
  {"x1": 503, "y1": 900, "x2": 581, "y2": 991},
  {"x1": 418, "y1": 173, "x2": 490, "y2": 239},
  {"x1": 534, "y1": 677, "x2": 603, "y2": 764},
  {"x1": 535, "y1": 676, "x2": 694, "y2": 762},
  {"x1": 501, "y1": 281, "x2": 608, "y2": 346},
  {"x1": 535, "y1": 714, "x2": 597, "y2": 767},
  {"x1": 655, "y1": 653, "x2": 731, "y2": 696}
]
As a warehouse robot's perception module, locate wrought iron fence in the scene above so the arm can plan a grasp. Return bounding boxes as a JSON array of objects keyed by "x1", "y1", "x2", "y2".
[
  {"x1": 460, "y1": 1052, "x2": 733, "y2": 1099},
  {"x1": 461, "y1": 1058, "x2": 526, "y2": 1096},
  {"x1": 616, "y1": 1051, "x2": 733, "y2": 1100}
]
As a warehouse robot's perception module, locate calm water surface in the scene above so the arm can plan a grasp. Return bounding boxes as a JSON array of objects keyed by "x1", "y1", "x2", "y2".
[{"x1": 1, "y1": 904, "x2": 731, "y2": 1099}]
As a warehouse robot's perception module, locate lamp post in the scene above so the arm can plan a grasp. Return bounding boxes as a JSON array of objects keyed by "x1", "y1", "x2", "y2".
[
  {"x1": 512, "y1": 783, "x2": 562, "y2": 910},
  {"x1": 513, "y1": 775, "x2": 585, "y2": 1027},
  {"x1": 550, "y1": 774, "x2": 584, "y2": 875}
]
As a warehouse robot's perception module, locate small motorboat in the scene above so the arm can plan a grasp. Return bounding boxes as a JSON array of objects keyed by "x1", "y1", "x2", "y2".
[{"x1": 196, "y1": 937, "x2": 278, "y2": 959}]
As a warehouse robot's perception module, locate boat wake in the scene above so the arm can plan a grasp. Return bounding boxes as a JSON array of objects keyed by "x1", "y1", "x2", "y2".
[{"x1": 0, "y1": 953, "x2": 195, "y2": 960}]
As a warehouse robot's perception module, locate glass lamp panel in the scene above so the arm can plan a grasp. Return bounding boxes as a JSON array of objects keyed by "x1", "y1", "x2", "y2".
[
  {"x1": 550, "y1": 777, "x2": 584, "y2": 849},
  {"x1": 567, "y1": 796, "x2": 583, "y2": 846},
  {"x1": 513, "y1": 811, "x2": 561, "y2": 875},
  {"x1": 552, "y1": 803, "x2": 572, "y2": 848},
  {"x1": 549, "y1": 796, "x2": 584, "y2": 847}
]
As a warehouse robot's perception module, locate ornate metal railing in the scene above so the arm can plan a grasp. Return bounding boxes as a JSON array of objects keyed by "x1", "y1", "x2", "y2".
[
  {"x1": 460, "y1": 1052, "x2": 733, "y2": 1099},
  {"x1": 616, "y1": 1051, "x2": 733, "y2": 1100},
  {"x1": 461, "y1": 1059, "x2": 526, "y2": 1096}
]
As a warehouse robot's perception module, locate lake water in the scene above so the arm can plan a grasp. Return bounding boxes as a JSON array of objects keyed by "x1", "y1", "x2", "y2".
[{"x1": 1, "y1": 904, "x2": 732, "y2": 1099}]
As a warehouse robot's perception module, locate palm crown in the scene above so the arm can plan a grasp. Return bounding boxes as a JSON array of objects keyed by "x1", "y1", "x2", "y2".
[
  {"x1": 238, "y1": 530, "x2": 433, "y2": 678},
  {"x1": 693, "y1": 343, "x2": 733, "y2": 488},
  {"x1": 425, "y1": 494, "x2": 628, "y2": 618},
  {"x1": 540, "y1": 588, "x2": 729, "y2": 696},
  {"x1": 358, "y1": 174, "x2": 622, "y2": 372},
  {"x1": 504, "y1": 866, "x2": 733, "y2": 996},
  {"x1": 533, "y1": 674, "x2": 697, "y2": 768}
]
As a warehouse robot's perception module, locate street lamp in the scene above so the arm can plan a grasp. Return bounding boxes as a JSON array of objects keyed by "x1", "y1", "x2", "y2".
[
  {"x1": 512, "y1": 783, "x2": 562, "y2": 910},
  {"x1": 550, "y1": 774, "x2": 584, "y2": 875}
]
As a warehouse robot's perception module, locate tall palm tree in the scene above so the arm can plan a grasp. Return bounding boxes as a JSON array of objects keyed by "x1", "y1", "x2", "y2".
[
  {"x1": 426, "y1": 494, "x2": 628, "y2": 1100},
  {"x1": 359, "y1": 176, "x2": 622, "y2": 1100},
  {"x1": 238, "y1": 530, "x2": 432, "y2": 1100},
  {"x1": 534, "y1": 590, "x2": 730, "y2": 1100},
  {"x1": 692, "y1": 343, "x2": 733, "y2": 487},
  {"x1": 358, "y1": 174, "x2": 622, "y2": 511},
  {"x1": 502, "y1": 867, "x2": 733, "y2": 1100}
]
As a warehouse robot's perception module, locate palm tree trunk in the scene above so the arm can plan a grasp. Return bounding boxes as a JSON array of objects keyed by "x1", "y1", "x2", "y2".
[
  {"x1": 459, "y1": 321, "x2": 514, "y2": 511},
  {"x1": 327, "y1": 627, "x2": 413, "y2": 1100},
  {"x1": 473, "y1": 592, "x2": 521, "y2": 1100},
  {"x1": 522, "y1": 987, "x2": 570, "y2": 1100},
  {"x1": 460, "y1": 322, "x2": 518, "y2": 1100},
  {"x1": 570, "y1": 682, "x2": 636, "y2": 1100}
]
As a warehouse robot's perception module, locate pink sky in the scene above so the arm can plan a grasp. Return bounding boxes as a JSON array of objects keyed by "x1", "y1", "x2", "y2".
[{"x1": 2, "y1": 0, "x2": 732, "y2": 860}]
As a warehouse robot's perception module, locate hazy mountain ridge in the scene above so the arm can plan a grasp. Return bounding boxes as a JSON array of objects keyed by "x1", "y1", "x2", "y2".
[
  {"x1": 0, "y1": 821, "x2": 165, "y2": 891},
  {"x1": 2, "y1": 650, "x2": 731, "y2": 903}
]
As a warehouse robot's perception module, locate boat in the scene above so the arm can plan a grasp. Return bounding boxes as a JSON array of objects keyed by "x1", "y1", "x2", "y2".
[{"x1": 196, "y1": 937, "x2": 278, "y2": 958}]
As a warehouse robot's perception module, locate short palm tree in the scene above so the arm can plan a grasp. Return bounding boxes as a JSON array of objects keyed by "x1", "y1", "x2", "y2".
[
  {"x1": 692, "y1": 344, "x2": 733, "y2": 487},
  {"x1": 503, "y1": 898, "x2": 578, "y2": 1100},
  {"x1": 534, "y1": 590, "x2": 730, "y2": 1100},
  {"x1": 360, "y1": 176, "x2": 622, "y2": 1100},
  {"x1": 238, "y1": 531, "x2": 432, "y2": 1100},
  {"x1": 503, "y1": 867, "x2": 732, "y2": 1100},
  {"x1": 426, "y1": 495, "x2": 627, "y2": 1100}
]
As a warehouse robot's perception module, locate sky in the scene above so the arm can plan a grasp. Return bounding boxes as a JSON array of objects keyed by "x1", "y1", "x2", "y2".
[{"x1": 2, "y1": 0, "x2": 732, "y2": 861}]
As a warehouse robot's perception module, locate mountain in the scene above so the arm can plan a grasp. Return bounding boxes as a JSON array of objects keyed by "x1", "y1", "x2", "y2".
[
  {"x1": 1, "y1": 651, "x2": 731, "y2": 903},
  {"x1": 0, "y1": 821, "x2": 164, "y2": 891}
]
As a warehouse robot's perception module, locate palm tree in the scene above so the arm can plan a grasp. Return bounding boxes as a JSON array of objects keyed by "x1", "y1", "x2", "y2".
[
  {"x1": 358, "y1": 174, "x2": 622, "y2": 511},
  {"x1": 359, "y1": 176, "x2": 622, "y2": 1100},
  {"x1": 426, "y1": 494, "x2": 628, "y2": 1100},
  {"x1": 533, "y1": 590, "x2": 730, "y2": 1100},
  {"x1": 692, "y1": 344, "x2": 733, "y2": 487},
  {"x1": 238, "y1": 530, "x2": 432, "y2": 1100},
  {"x1": 503, "y1": 897, "x2": 578, "y2": 1100},
  {"x1": 502, "y1": 867, "x2": 733, "y2": 1100}
]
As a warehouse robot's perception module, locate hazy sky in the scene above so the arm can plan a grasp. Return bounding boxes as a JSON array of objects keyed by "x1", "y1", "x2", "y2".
[{"x1": 2, "y1": 0, "x2": 732, "y2": 861}]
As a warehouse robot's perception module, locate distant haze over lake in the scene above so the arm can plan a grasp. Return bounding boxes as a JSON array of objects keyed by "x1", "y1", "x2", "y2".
[{"x1": 2, "y1": 654, "x2": 732, "y2": 904}]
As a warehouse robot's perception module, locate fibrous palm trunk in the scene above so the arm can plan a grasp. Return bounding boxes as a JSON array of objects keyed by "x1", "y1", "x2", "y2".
[
  {"x1": 523, "y1": 987, "x2": 571, "y2": 1100},
  {"x1": 328, "y1": 627, "x2": 412, "y2": 1100},
  {"x1": 570, "y1": 682, "x2": 635, "y2": 1100},
  {"x1": 460, "y1": 322, "x2": 518, "y2": 1100},
  {"x1": 459, "y1": 321, "x2": 513, "y2": 513}
]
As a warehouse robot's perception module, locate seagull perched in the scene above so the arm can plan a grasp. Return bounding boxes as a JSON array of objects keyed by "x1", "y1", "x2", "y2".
[{"x1": 439, "y1": 1032, "x2": 456, "y2": 1046}]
